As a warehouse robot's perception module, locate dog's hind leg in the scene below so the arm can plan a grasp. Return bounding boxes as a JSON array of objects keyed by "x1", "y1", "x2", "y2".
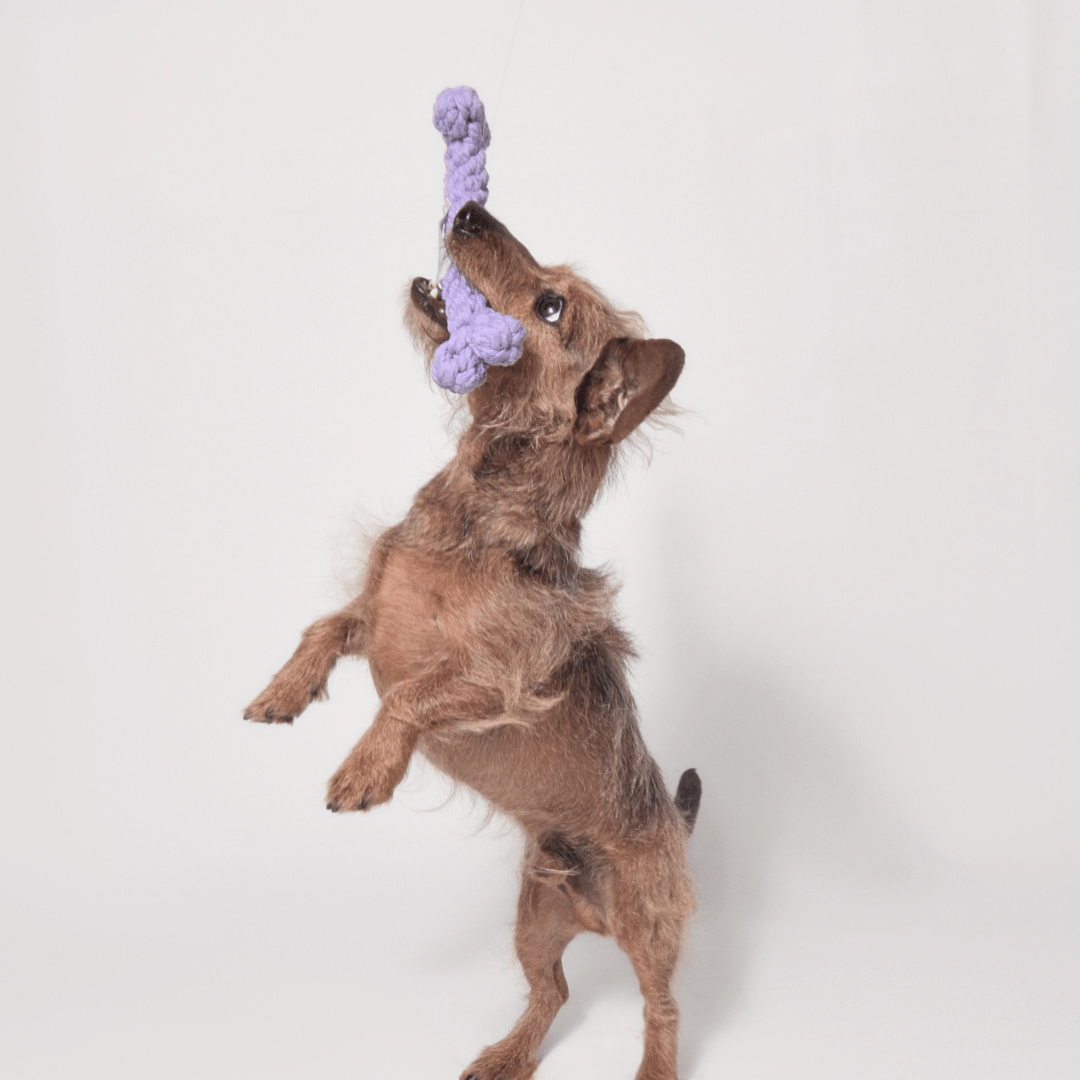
[
  {"x1": 461, "y1": 872, "x2": 581, "y2": 1080},
  {"x1": 609, "y1": 846, "x2": 694, "y2": 1080},
  {"x1": 244, "y1": 609, "x2": 365, "y2": 724}
]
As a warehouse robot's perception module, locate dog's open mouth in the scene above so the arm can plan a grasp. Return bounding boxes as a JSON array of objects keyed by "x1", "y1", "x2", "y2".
[{"x1": 410, "y1": 276, "x2": 447, "y2": 330}]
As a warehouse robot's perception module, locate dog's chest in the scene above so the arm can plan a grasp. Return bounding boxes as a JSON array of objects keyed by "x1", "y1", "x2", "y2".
[{"x1": 365, "y1": 544, "x2": 614, "y2": 695}]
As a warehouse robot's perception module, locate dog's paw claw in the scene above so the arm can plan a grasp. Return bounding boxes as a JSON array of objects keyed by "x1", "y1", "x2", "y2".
[
  {"x1": 325, "y1": 758, "x2": 401, "y2": 813},
  {"x1": 325, "y1": 789, "x2": 371, "y2": 814},
  {"x1": 245, "y1": 675, "x2": 322, "y2": 725},
  {"x1": 243, "y1": 704, "x2": 290, "y2": 724}
]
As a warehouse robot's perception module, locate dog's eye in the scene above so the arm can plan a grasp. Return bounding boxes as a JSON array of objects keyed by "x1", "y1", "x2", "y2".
[{"x1": 535, "y1": 292, "x2": 565, "y2": 325}]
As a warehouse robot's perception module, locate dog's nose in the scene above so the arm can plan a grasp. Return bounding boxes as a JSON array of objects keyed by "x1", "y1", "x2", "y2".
[{"x1": 453, "y1": 201, "x2": 492, "y2": 238}]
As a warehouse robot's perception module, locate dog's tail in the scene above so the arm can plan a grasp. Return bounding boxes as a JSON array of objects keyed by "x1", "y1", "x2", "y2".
[{"x1": 674, "y1": 768, "x2": 702, "y2": 834}]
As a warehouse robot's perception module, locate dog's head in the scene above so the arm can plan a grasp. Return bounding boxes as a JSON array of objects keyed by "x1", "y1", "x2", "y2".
[{"x1": 407, "y1": 203, "x2": 683, "y2": 446}]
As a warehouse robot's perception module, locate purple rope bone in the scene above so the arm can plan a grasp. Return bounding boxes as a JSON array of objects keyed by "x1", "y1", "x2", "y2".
[{"x1": 430, "y1": 87, "x2": 526, "y2": 394}]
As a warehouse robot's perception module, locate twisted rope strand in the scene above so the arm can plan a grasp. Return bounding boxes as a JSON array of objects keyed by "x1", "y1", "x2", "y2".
[{"x1": 429, "y1": 87, "x2": 525, "y2": 394}]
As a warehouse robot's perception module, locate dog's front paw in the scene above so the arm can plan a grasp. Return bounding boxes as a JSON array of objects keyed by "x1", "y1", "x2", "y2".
[
  {"x1": 244, "y1": 676, "x2": 325, "y2": 725},
  {"x1": 325, "y1": 765, "x2": 379, "y2": 813},
  {"x1": 325, "y1": 725, "x2": 412, "y2": 813}
]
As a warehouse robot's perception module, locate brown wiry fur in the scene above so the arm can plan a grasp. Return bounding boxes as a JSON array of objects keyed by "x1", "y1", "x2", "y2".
[{"x1": 246, "y1": 202, "x2": 699, "y2": 1080}]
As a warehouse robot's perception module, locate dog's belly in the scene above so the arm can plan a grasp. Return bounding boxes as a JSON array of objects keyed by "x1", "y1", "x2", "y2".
[
  {"x1": 366, "y1": 544, "x2": 659, "y2": 834},
  {"x1": 418, "y1": 692, "x2": 669, "y2": 840},
  {"x1": 419, "y1": 718, "x2": 611, "y2": 828}
]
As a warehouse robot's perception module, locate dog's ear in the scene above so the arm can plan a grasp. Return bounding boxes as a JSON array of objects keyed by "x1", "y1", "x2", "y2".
[{"x1": 574, "y1": 338, "x2": 685, "y2": 444}]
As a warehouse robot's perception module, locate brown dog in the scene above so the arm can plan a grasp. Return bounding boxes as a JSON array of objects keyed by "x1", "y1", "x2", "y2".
[{"x1": 245, "y1": 201, "x2": 700, "y2": 1080}]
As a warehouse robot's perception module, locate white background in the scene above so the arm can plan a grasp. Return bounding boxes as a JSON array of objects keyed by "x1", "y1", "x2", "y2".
[{"x1": 3, "y1": 1, "x2": 1078, "y2": 1077}]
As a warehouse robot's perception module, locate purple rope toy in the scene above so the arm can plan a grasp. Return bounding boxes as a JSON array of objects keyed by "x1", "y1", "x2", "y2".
[{"x1": 430, "y1": 87, "x2": 526, "y2": 394}]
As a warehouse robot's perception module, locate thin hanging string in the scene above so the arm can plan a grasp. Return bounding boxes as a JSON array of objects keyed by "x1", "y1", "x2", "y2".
[{"x1": 492, "y1": 0, "x2": 526, "y2": 122}]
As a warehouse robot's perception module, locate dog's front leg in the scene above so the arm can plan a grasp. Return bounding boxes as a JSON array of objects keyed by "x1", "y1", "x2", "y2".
[
  {"x1": 245, "y1": 609, "x2": 365, "y2": 724},
  {"x1": 325, "y1": 665, "x2": 501, "y2": 812},
  {"x1": 325, "y1": 708, "x2": 419, "y2": 812}
]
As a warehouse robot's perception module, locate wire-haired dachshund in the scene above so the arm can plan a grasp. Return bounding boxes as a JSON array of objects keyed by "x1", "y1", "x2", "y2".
[{"x1": 246, "y1": 201, "x2": 700, "y2": 1080}]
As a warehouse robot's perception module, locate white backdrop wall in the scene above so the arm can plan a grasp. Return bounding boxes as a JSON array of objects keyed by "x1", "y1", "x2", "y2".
[{"x1": 3, "y1": 2, "x2": 1078, "y2": 1078}]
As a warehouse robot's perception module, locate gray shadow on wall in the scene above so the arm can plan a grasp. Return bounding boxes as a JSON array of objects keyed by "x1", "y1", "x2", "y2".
[
  {"x1": 538, "y1": 629, "x2": 928, "y2": 1074},
  {"x1": 530, "y1": 488, "x2": 935, "y2": 1074},
  {"x1": 664, "y1": 637, "x2": 931, "y2": 1076}
]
